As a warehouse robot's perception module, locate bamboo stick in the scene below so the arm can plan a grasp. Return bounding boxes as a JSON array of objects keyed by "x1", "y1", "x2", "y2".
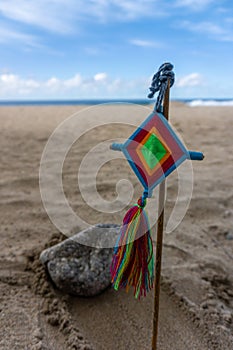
[{"x1": 151, "y1": 80, "x2": 170, "y2": 350}]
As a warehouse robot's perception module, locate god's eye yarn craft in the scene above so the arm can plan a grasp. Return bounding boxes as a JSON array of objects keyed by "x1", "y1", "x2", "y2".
[{"x1": 110, "y1": 63, "x2": 204, "y2": 300}]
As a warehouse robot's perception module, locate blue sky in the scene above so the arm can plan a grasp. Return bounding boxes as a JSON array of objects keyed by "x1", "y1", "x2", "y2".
[{"x1": 0, "y1": 0, "x2": 233, "y2": 99}]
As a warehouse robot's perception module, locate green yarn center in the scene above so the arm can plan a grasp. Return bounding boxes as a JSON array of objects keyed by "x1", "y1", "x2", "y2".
[{"x1": 141, "y1": 133, "x2": 167, "y2": 169}]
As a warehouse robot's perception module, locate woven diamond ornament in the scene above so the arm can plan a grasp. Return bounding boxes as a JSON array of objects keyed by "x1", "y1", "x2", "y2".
[
  {"x1": 122, "y1": 111, "x2": 188, "y2": 196},
  {"x1": 112, "y1": 110, "x2": 203, "y2": 198}
]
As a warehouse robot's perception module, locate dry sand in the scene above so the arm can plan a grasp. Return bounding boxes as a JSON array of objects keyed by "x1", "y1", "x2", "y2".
[{"x1": 0, "y1": 103, "x2": 232, "y2": 349}]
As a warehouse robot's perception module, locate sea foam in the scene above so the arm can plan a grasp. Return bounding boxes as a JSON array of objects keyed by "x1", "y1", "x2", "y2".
[{"x1": 187, "y1": 99, "x2": 233, "y2": 107}]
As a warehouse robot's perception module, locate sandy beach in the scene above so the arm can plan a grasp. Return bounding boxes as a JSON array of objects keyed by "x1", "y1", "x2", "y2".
[{"x1": 0, "y1": 102, "x2": 233, "y2": 349}]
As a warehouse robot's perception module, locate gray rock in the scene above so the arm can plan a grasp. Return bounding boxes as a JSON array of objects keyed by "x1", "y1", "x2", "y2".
[
  {"x1": 225, "y1": 231, "x2": 233, "y2": 240},
  {"x1": 40, "y1": 224, "x2": 120, "y2": 297},
  {"x1": 223, "y1": 210, "x2": 233, "y2": 218}
]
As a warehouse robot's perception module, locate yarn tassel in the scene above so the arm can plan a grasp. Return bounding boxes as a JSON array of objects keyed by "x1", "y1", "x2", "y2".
[{"x1": 111, "y1": 197, "x2": 154, "y2": 299}]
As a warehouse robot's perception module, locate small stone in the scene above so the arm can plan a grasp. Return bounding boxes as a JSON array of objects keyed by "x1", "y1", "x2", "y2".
[
  {"x1": 223, "y1": 210, "x2": 233, "y2": 218},
  {"x1": 40, "y1": 224, "x2": 120, "y2": 297},
  {"x1": 60, "y1": 318, "x2": 70, "y2": 331},
  {"x1": 52, "y1": 298, "x2": 59, "y2": 307},
  {"x1": 34, "y1": 328, "x2": 43, "y2": 340},
  {"x1": 222, "y1": 311, "x2": 232, "y2": 324},
  {"x1": 206, "y1": 293, "x2": 215, "y2": 299},
  {"x1": 225, "y1": 231, "x2": 233, "y2": 240},
  {"x1": 200, "y1": 299, "x2": 218, "y2": 309}
]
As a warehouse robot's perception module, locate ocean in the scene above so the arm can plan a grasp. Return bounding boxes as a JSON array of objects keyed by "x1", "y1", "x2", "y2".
[{"x1": 0, "y1": 98, "x2": 233, "y2": 107}]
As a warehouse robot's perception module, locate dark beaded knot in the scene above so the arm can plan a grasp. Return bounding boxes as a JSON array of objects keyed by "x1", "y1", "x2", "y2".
[{"x1": 148, "y1": 62, "x2": 175, "y2": 112}]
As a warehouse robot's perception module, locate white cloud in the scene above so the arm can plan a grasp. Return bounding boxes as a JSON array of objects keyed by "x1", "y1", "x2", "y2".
[
  {"x1": 0, "y1": 0, "x2": 225, "y2": 50},
  {"x1": 176, "y1": 73, "x2": 204, "y2": 87},
  {"x1": 0, "y1": 73, "x2": 18, "y2": 84},
  {"x1": 181, "y1": 20, "x2": 225, "y2": 35},
  {"x1": 94, "y1": 73, "x2": 108, "y2": 82},
  {"x1": 109, "y1": 0, "x2": 165, "y2": 20},
  {"x1": 179, "y1": 20, "x2": 233, "y2": 41},
  {"x1": 0, "y1": 0, "x2": 165, "y2": 36},
  {"x1": 64, "y1": 74, "x2": 82, "y2": 88},
  {"x1": 0, "y1": 1, "x2": 74, "y2": 34},
  {"x1": 129, "y1": 39, "x2": 162, "y2": 48},
  {"x1": 46, "y1": 77, "x2": 61, "y2": 88},
  {"x1": 0, "y1": 24, "x2": 40, "y2": 47},
  {"x1": 175, "y1": 0, "x2": 216, "y2": 11},
  {"x1": 0, "y1": 73, "x2": 41, "y2": 95},
  {"x1": 0, "y1": 72, "x2": 149, "y2": 98},
  {"x1": 24, "y1": 79, "x2": 40, "y2": 89}
]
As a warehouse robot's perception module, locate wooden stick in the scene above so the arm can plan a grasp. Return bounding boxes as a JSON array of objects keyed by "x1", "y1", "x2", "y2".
[{"x1": 151, "y1": 80, "x2": 170, "y2": 350}]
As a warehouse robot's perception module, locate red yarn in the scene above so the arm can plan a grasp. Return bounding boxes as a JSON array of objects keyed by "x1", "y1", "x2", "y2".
[{"x1": 111, "y1": 198, "x2": 154, "y2": 299}]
